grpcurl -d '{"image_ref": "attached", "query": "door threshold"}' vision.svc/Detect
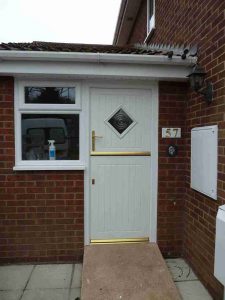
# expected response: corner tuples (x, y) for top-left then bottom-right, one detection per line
(90, 238), (149, 245)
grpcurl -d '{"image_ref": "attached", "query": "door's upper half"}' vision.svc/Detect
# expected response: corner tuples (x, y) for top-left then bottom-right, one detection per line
(91, 88), (152, 153)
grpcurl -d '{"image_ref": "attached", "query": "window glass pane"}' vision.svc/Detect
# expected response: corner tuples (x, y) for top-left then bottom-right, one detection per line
(25, 87), (75, 104)
(49, 128), (65, 144)
(22, 114), (79, 160)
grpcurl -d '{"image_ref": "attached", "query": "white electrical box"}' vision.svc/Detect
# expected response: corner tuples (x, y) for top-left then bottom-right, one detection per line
(214, 205), (225, 286)
(191, 125), (218, 200)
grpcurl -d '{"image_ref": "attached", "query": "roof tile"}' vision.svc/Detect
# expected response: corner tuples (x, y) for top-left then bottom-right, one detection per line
(0, 41), (197, 58)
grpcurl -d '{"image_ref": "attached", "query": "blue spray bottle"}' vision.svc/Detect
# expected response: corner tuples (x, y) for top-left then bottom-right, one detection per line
(48, 140), (56, 160)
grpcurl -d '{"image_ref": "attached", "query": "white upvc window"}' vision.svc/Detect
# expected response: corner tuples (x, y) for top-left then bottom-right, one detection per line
(147, 0), (155, 35)
(14, 79), (85, 171)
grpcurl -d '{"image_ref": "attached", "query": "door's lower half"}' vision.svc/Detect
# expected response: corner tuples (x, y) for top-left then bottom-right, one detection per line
(90, 156), (150, 240)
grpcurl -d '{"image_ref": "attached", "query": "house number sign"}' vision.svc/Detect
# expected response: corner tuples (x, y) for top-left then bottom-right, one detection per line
(162, 128), (181, 138)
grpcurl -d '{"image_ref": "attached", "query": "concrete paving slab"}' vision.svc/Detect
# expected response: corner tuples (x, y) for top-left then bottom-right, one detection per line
(175, 281), (213, 300)
(21, 288), (69, 300)
(71, 264), (82, 288)
(165, 258), (198, 282)
(26, 264), (72, 289)
(0, 265), (33, 290)
(68, 288), (81, 299)
(0, 290), (23, 300)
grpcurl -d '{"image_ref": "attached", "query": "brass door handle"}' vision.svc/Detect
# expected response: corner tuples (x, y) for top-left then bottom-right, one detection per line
(92, 130), (103, 151)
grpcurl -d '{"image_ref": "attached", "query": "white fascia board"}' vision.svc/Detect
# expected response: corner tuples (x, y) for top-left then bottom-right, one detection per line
(0, 50), (197, 80)
(0, 50), (197, 66)
(0, 60), (193, 80)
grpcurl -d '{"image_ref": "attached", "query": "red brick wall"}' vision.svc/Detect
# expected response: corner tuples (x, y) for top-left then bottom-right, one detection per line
(0, 77), (84, 263)
(157, 82), (187, 257)
(158, 82), (188, 258)
(151, 1), (225, 299)
(184, 96), (225, 299)
(124, 0), (225, 298)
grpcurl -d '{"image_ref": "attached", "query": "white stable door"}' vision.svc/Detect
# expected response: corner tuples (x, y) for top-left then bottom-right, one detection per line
(90, 88), (152, 241)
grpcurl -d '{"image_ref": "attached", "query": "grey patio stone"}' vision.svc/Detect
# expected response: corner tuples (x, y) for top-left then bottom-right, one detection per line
(175, 281), (213, 300)
(21, 288), (69, 300)
(165, 258), (198, 282)
(26, 264), (73, 289)
(0, 290), (23, 300)
(0, 265), (33, 290)
(71, 264), (83, 288)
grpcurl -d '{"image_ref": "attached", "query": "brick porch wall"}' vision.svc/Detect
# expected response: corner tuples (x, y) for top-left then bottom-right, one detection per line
(158, 81), (187, 257)
(0, 77), (84, 263)
(149, 1), (225, 298)
(124, 0), (225, 298)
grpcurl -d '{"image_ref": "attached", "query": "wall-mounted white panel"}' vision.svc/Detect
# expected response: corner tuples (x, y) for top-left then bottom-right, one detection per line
(214, 205), (225, 286)
(191, 125), (218, 200)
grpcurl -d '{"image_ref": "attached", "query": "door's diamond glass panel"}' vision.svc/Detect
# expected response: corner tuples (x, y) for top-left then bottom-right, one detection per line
(108, 108), (134, 134)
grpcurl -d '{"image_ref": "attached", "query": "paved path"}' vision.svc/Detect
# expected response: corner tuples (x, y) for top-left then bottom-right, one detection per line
(166, 258), (213, 300)
(0, 259), (213, 300)
(82, 243), (181, 300)
(0, 263), (82, 300)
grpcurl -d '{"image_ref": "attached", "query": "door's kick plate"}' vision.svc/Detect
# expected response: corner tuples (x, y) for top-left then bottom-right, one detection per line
(90, 238), (149, 244)
(90, 151), (151, 156)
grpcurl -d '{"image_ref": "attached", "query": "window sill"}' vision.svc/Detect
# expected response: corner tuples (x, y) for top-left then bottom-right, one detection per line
(144, 27), (155, 44)
(13, 164), (85, 171)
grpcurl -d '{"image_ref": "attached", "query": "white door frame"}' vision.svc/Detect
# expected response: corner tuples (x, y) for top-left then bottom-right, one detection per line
(83, 79), (159, 245)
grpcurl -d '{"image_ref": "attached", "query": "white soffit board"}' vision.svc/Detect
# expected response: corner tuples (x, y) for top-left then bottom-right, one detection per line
(113, 0), (142, 45)
(191, 125), (218, 200)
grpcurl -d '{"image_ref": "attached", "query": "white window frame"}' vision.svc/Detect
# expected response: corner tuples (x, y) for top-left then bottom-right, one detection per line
(147, 0), (155, 36)
(14, 79), (85, 171)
